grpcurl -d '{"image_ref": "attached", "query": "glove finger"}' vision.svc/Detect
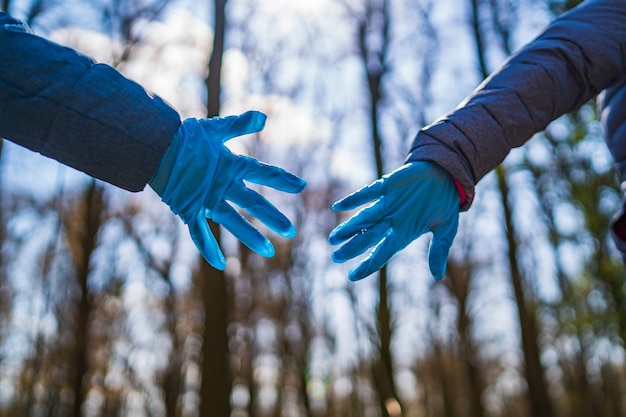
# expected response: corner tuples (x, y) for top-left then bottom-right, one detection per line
(188, 213), (226, 270)
(198, 111), (267, 143)
(240, 157), (307, 193)
(213, 202), (275, 258)
(347, 232), (398, 281)
(227, 183), (297, 238)
(331, 221), (390, 263)
(328, 200), (385, 245)
(331, 179), (385, 212)
(428, 215), (459, 280)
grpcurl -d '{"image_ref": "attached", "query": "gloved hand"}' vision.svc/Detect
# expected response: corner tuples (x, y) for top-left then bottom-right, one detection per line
(149, 111), (306, 270)
(329, 161), (459, 281)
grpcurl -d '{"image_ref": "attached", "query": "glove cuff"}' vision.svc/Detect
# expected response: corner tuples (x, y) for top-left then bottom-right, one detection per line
(149, 130), (181, 196)
(149, 119), (221, 222)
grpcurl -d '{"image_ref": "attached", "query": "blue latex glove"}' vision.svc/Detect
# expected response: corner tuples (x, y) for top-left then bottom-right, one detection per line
(329, 161), (459, 281)
(149, 111), (306, 270)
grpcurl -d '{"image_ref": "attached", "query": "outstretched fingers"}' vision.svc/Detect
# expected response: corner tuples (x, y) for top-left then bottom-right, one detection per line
(227, 183), (296, 238)
(198, 111), (267, 142)
(188, 213), (226, 270)
(331, 221), (390, 263)
(347, 233), (398, 281)
(328, 200), (385, 245)
(212, 202), (276, 258)
(241, 157), (307, 194)
(331, 179), (385, 212)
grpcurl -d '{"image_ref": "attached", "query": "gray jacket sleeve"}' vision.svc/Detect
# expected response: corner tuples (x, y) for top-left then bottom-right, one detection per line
(0, 12), (181, 192)
(406, 0), (626, 210)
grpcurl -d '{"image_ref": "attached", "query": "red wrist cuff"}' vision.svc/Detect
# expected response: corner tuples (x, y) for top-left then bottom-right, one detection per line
(452, 177), (467, 206)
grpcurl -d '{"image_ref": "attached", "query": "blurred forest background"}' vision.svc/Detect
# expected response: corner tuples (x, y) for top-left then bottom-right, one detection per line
(1, 0), (625, 416)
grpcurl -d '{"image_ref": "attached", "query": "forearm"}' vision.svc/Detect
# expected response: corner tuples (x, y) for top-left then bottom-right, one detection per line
(407, 0), (626, 209)
(0, 12), (181, 191)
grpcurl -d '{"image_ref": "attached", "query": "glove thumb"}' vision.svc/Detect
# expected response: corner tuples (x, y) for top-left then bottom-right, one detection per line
(428, 219), (458, 280)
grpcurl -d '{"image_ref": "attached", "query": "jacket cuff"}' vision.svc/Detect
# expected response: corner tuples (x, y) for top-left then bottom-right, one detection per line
(452, 176), (468, 207)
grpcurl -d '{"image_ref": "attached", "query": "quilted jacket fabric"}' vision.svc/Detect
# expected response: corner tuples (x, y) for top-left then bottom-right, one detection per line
(0, 12), (181, 191)
(407, 0), (626, 213)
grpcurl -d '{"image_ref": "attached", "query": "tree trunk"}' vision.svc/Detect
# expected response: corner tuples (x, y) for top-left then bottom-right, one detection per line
(446, 261), (486, 417)
(355, 1), (401, 415)
(467, 0), (554, 414)
(496, 166), (553, 417)
(198, 0), (232, 415)
(71, 181), (104, 417)
(206, 0), (226, 119)
(199, 251), (231, 416)
(162, 273), (183, 417)
(434, 340), (455, 417)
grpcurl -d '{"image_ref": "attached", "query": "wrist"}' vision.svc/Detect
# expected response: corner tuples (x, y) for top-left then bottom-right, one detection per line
(149, 129), (181, 197)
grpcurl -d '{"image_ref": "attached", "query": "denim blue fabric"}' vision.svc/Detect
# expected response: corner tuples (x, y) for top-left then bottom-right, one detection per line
(329, 162), (459, 281)
(0, 12), (180, 191)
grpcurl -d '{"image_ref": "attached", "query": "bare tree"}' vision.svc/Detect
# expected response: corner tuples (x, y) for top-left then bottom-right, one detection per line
(65, 181), (104, 417)
(352, 1), (401, 414)
(444, 256), (487, 417)
(467, 0), (554, 415)
(196, 1), (232, 415)
(119, 202), (185, 417)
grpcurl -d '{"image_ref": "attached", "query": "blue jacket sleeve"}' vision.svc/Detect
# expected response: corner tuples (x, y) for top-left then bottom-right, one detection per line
(0, 12), (181, 191)
(599, 78), (626, 184)
(406, 0), (626, 210)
